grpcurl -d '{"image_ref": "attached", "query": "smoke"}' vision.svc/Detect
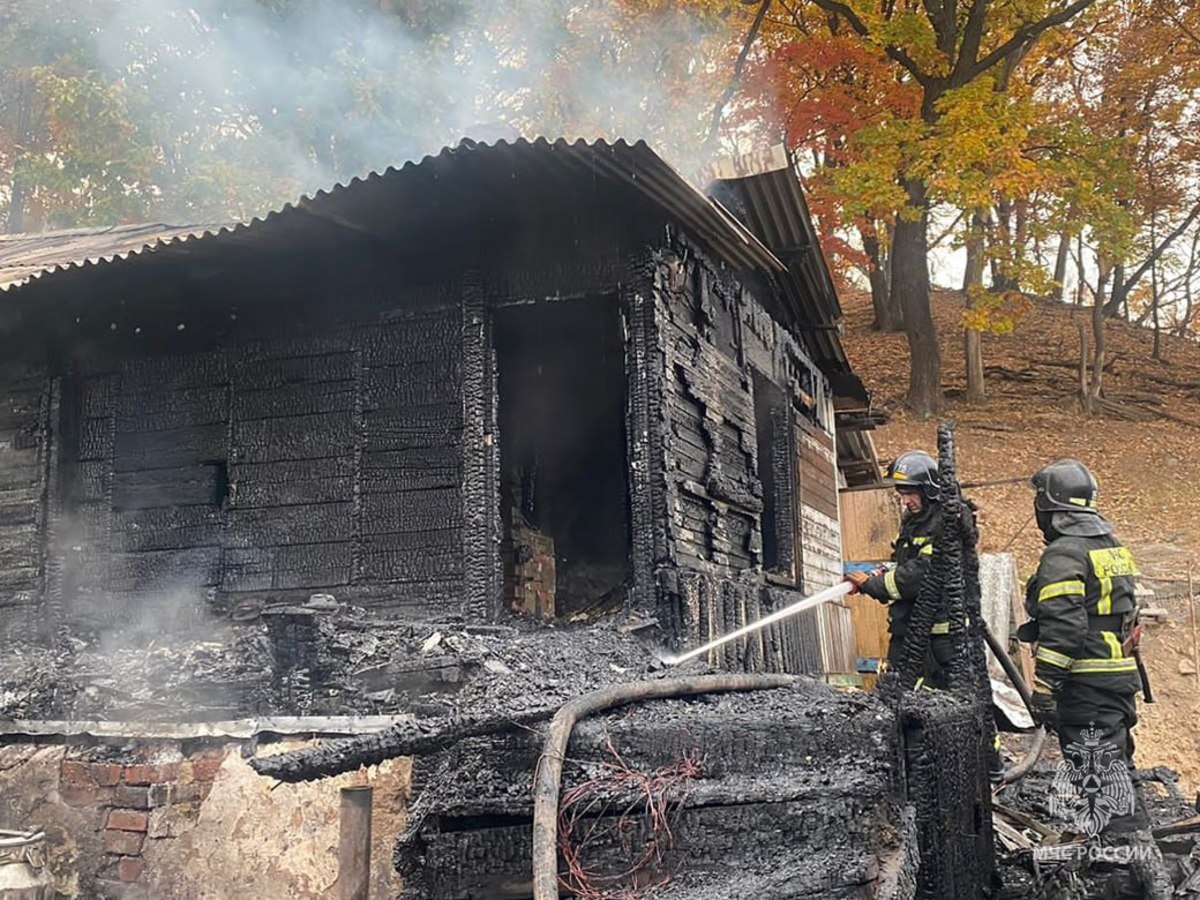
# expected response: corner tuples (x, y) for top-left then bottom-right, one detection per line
(62, 0), (754, 221)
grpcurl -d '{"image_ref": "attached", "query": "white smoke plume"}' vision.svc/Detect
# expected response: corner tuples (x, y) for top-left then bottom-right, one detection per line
(45, 0), (762, 221)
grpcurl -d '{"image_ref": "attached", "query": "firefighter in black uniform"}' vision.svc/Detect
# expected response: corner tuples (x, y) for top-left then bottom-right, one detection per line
(845, 450), (953, 687)
(1020, 459), (1148, 833)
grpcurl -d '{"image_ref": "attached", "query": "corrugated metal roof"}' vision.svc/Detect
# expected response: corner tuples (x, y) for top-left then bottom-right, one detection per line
(0, 138), (783, 294)
(0, 223), (225, 291)
(705, 147), (868, 409)
(0, 137), (878, 481)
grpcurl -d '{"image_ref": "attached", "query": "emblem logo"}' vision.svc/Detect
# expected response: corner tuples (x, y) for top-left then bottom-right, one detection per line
(1048, 723), (1135, 838)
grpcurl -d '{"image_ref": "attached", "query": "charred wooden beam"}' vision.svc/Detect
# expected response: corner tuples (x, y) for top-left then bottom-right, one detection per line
(248, 707), (559, 783)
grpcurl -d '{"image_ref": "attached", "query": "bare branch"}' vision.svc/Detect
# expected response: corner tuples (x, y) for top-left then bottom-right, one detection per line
(706, 0), (773, 150)
(1119, 200), (1200, 297)
(966, 0), (1100, 81)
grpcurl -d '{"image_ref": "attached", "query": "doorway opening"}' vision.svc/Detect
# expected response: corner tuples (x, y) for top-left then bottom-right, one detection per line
(494, 296), (631, 620)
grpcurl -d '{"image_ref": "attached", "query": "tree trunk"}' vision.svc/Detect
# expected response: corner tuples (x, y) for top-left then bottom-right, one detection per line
(862, 224), (902, 332)
(1078, 320), (1090, 416)
(6, 77), (34, 234)
(961, 210), (987, 293)
(1103, 263), (1127, 318)
(990, 198), (1020, 292)
(1052, 230), (1070, 301)
(962, 209), (987, 404)
(1074, 233), (1087, 305)
(1087, 261), (1111, 414)
(964, 329), (985, 405)
(1177, 230), (1200, 337)
(1151, 222), (1162, 361)
(892, 178), (941, 417)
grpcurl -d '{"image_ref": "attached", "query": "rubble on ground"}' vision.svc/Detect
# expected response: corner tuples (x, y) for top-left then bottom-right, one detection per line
(992, 735), (1200, 898)
(0, 601), (665, 723)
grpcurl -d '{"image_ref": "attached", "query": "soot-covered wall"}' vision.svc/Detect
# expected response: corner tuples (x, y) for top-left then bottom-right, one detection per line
(0, 258), (475, 640)
(0, 208), (849, 682)
(632, 237), (851, 676)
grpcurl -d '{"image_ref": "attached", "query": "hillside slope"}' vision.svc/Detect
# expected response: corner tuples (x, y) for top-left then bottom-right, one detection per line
(842, 288), (1200, 791)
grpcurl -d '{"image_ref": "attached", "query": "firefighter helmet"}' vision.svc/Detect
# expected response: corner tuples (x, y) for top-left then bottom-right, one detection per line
(1031, 459), (1099, 514)
(885, 450), (940, 501)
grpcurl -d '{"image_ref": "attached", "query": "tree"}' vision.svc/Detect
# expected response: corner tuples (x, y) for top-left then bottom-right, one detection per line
(739, 11), (919, 331)
(777, 0), (1104, 416)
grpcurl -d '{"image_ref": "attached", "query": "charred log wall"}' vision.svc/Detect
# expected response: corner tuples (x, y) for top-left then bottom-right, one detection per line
(0, 255), (476, 640)
(0, 361), (52, 641)
(644, 238), (845, 675)
(901, 693), (995, 899)
(399, 682), (909, 900)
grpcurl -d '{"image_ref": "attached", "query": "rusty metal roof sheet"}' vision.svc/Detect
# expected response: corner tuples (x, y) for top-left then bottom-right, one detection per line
(0, 138), (782, 294)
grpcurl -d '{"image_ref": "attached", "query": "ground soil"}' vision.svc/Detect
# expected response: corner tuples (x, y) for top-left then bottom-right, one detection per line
(842, 287), (1200, 795)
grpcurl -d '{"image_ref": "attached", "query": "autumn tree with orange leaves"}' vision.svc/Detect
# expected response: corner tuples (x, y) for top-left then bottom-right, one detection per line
(732, 0), (1106, 416)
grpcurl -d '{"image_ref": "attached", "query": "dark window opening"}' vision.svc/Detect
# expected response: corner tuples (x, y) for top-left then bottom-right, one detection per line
(495, 296), (632, 621)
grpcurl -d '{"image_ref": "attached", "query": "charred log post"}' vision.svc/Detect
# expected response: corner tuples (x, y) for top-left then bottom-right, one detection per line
(951, 443), (994, 719)
(338, 786), (372, 900)
(392, 753), (454, 877)
(530, 673), (795, 900)
(249, 707), (558, 783)
(935, 424), (972, 693)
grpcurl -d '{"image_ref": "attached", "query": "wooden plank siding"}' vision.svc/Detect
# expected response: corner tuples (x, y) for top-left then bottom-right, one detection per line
(651, 237), (854, 677)
(39, 307), (468, 630)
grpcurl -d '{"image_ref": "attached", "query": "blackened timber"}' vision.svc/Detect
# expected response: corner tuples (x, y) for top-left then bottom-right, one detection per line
(113, 423), (226, 472)
(107, 547), (222, 591)
(112, 506), (222, 552)
(248, 707), (559, 783)
(234, 352), (357, 387)
(234, 381), (357, 420)
(227, 503), (353, 547)
(361, 488), (460, 535)
(234, 414), (357, 463)
(623, 269), (662, 615)
(222, 542), (353, 591)
(359, 530), (462, 582)
(112, 466), (222, 511)
(231, 474), (353, 509)
(460, 274), (497, 622)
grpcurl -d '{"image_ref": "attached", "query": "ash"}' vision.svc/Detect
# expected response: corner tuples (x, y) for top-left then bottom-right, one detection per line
(0, 602), (666, 723)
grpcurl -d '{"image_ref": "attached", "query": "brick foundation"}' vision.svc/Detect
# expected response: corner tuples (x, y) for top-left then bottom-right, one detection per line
(58, 746), (225, 889)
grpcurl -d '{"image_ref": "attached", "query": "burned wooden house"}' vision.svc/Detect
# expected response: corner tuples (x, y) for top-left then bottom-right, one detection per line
(0, 139), (878, 701)
(0, 141), (1011, 900)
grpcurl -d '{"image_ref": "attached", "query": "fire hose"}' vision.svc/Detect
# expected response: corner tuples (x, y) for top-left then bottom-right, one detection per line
(530, 673), (796, 900)
(980, 620), (1048, 783)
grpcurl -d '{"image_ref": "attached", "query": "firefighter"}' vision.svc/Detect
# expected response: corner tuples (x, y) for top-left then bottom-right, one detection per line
(844, 450), (953, 687)
(1019, 458), (1150, 834)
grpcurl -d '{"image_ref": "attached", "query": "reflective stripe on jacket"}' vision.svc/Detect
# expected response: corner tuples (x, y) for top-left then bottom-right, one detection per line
(1027, 533), (1141, 694)
(861, 503), (947, 637)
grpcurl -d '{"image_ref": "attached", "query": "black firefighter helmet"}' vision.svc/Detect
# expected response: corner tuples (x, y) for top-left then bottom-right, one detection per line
(885, 450), (940, 501)
(1031, 459), (1099, 514)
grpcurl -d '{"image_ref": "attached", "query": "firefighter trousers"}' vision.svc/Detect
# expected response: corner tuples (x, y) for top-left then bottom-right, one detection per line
(1056, 682), (1148, 834)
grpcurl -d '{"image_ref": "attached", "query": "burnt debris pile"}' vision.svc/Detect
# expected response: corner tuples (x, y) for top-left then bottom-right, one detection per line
(994, 761), (1200, 899)
(400, 683), (911, 900)
(248, 624), (918, 899)
(0, 605), (662, 722)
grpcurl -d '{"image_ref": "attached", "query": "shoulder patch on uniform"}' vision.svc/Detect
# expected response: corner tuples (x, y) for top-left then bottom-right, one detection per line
(1088, 546), (1139, 578)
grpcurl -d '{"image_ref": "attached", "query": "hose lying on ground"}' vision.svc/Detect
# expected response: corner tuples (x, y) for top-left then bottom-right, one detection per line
(530, 673), (796, 900)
